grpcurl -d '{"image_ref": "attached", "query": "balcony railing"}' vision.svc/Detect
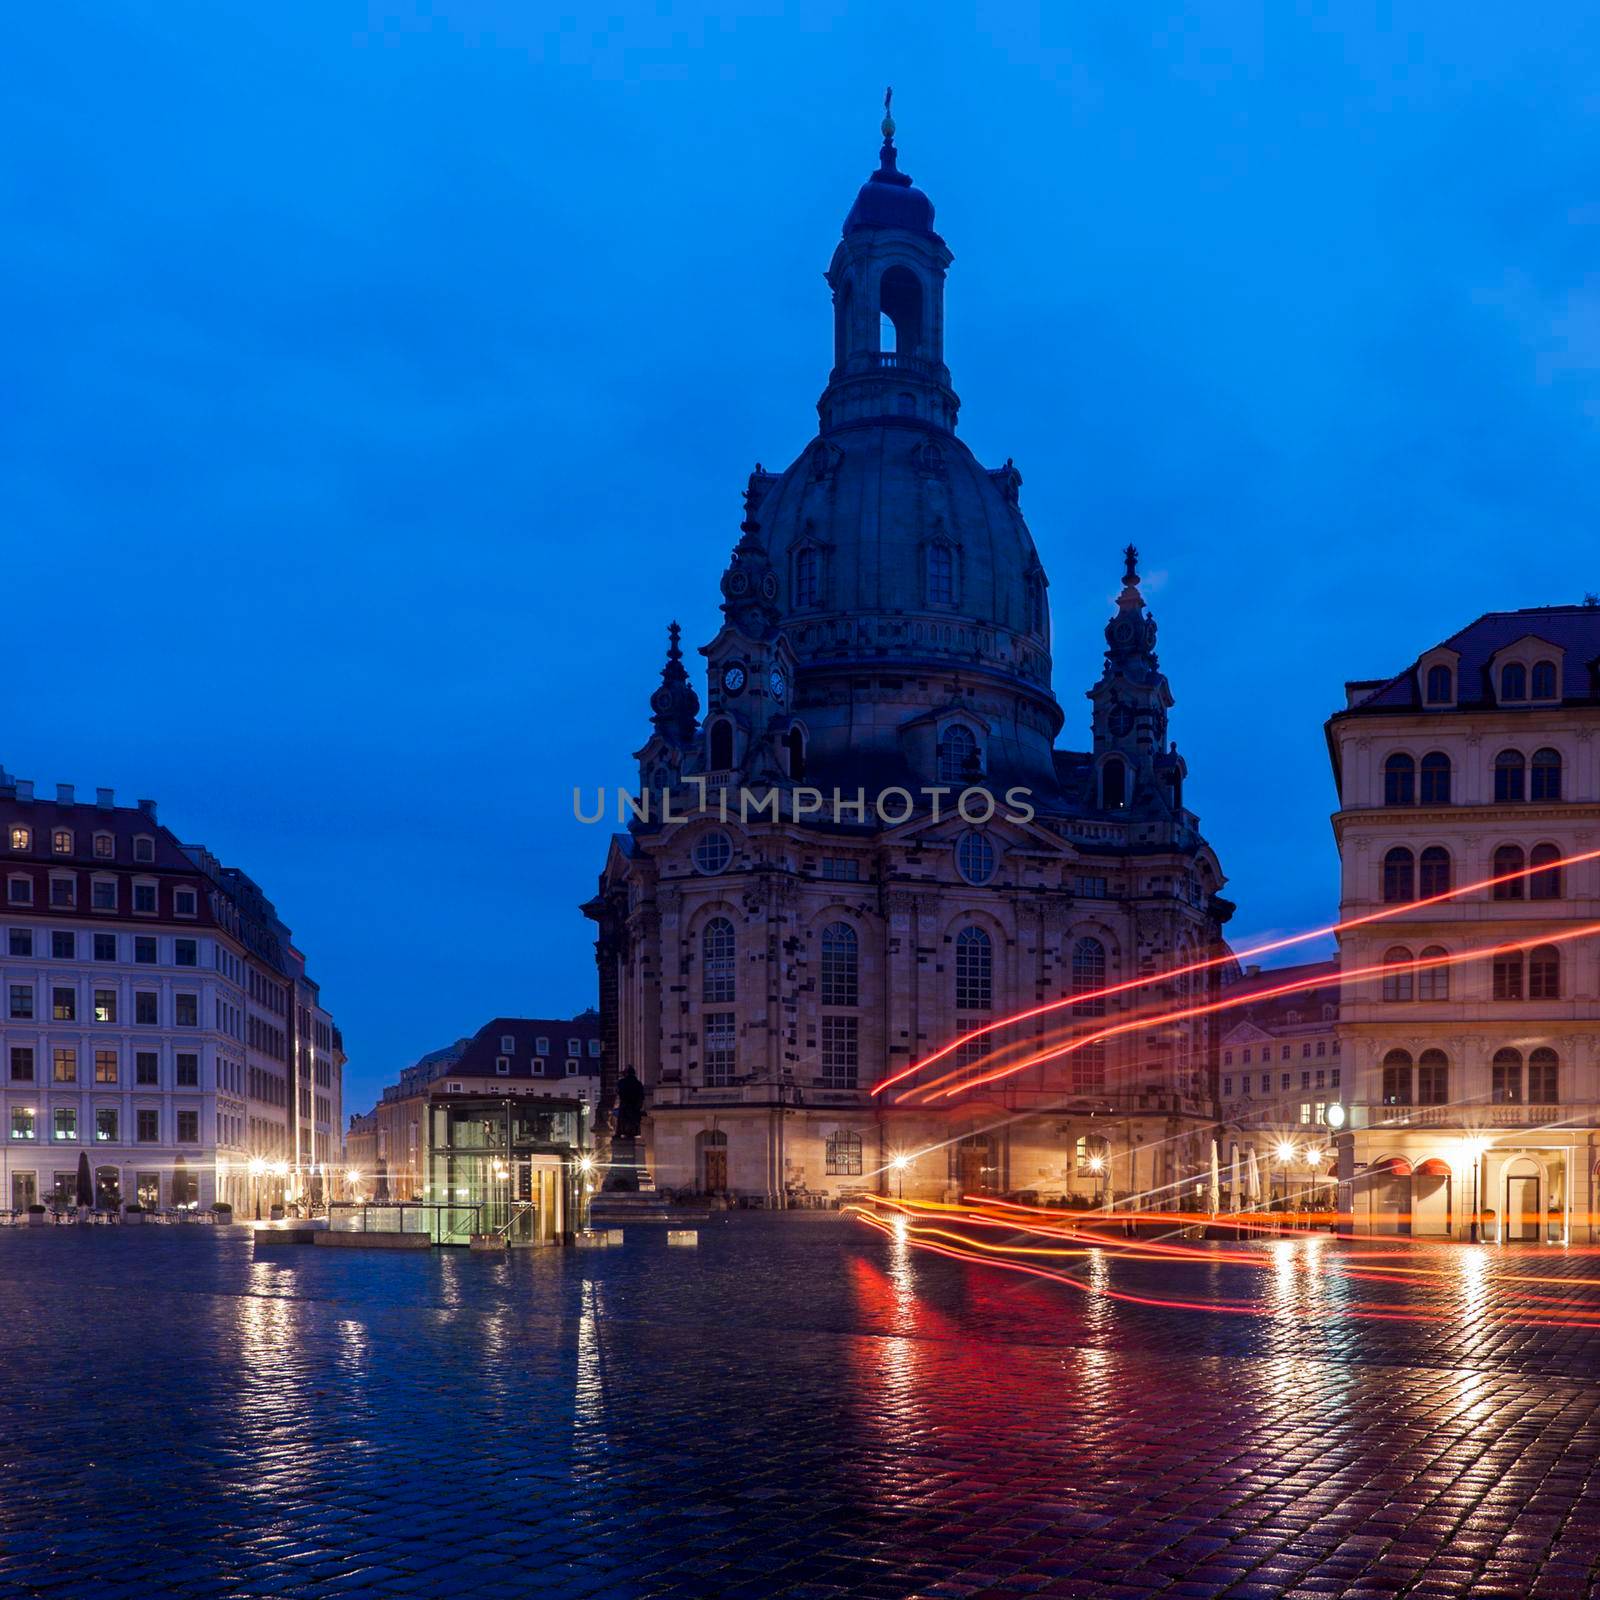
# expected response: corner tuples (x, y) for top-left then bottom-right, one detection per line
(1349, 1102), (1598, 1131)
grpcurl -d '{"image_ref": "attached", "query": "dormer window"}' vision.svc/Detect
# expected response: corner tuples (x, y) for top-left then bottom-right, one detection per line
(52, 830), (73, 855)
(133, 836), (155, 864)
(93, 833), (113, 859)
(1424, 664), (1453, 705)
(173, 888), (197, 918)
(1532, 660), (1557, 699)
(500, 1034), (515, 1053)
(9, 826), (30, 852)
(793, 547), (819, 608)
(936, 724), (981, 784)
(927, 542), (955, 606)
(1500, 662), (1527, 702)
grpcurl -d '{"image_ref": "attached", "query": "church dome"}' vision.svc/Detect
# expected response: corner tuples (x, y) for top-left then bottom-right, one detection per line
(748, 419), (1055, 708)
(843, 166), (936, 236)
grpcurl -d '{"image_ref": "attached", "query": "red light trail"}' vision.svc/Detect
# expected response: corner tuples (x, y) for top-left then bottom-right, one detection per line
(872, 843), (1600, 1098)
(906, 920), (1600, 1102)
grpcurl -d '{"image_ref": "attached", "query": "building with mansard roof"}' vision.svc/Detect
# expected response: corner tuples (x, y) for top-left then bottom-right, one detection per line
(1327, 603), (1600, 1240)
(584, 112), (1233, 1206)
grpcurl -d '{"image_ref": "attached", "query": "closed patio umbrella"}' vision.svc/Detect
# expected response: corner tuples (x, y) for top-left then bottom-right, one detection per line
(1209, 1141), (1220, 1215)
(1246, 1146), (1262, 1204)
(75, 1151), (94, 1210)
(1230, 1149), (1241, 1212)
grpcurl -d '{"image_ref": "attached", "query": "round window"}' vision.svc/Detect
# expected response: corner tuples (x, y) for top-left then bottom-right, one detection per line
(693, 831), (734, 875)
(956, 830), (997, 885)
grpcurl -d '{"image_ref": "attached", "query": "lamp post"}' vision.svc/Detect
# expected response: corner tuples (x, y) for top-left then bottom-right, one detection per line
(1274, 1139), (1296, 1217)
(1462, 1136), (1488, 1243)
(247, 1157), (266, 1222)
(1087, 1153), (1107, 1209)
(889, 1153), (909, 1200)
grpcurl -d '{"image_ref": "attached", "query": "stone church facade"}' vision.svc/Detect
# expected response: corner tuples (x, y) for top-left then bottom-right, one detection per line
(585, 114), (1233, 1206)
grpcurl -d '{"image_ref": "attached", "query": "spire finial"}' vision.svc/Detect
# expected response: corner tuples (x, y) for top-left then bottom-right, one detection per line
(877, 85), (899, 173)
(882, 86), (895, 140)
(1122, 543), (1139, 587)
(667, 620), (682, 661)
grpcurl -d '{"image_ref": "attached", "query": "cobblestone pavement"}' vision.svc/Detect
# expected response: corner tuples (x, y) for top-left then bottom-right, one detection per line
(4, 1218), (1600, 1599)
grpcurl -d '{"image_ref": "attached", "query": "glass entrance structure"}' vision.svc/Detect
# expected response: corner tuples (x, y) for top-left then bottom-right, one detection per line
(424, 1094), (588, 1246)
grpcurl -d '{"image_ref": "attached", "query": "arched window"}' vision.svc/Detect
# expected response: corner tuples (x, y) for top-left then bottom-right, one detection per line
(879, 265), (924, 356)
(1532, 660), (1557, 699)
(1383, 753), (1415, 806)
(1417, 1049), (1449, 1105)
(694, 831), (733, 874)
(954, 926), (992, 1012)
(1529, 842), (1563, 900)
(1071, 938), (1107, 1017)
(1417, 946), (1450, 1002)
(708, 718), (735, 771)
(1419, 752), (1451, 805)
(819, 921), (859, 1008)
(783, 725), (806, 781)
(1528, 944), (1560, 1000)
(1530, 747), (1562, 801)
(1492, 1047), (1522, 1103)
(1424, 664), (1453, 704)
(927, 543), (955, 606)
(879, 310), (897, 354)
(1419, 846), (1451, 898)
(1072, 1039), (1107, 1094)
(1491, 844), (1525, 900)
(937, 724), (980, 784)
(1381, 1049), (1413, 1106)
(793, 547), (819, 608)
(1382, 847), (1414, 904)
(824, 1131), (863, 1175)
(1491, 950), (1523, 1001)
(1528, 1047), (1559, 1103)
(1102, 758), (1128, 810)
(702, 917), (736, 1003)
(1494, 749), (1525, 803)
(1500, 662), (1527, 701)
(1380, 947), (1414, 1003)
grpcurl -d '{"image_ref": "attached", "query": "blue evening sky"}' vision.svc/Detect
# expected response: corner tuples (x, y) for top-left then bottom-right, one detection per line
(6, 4), (1598, 1110)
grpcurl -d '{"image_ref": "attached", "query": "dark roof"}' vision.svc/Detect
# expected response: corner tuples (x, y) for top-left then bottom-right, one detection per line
(843, 141), (937, 237)
(454, 1015), (601, 1076)
(1342, 605), (1600, 713)
(1224, 960), (1340, 1028)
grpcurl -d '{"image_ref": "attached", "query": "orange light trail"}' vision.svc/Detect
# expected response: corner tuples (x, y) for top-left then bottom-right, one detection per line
(849, 1198), (1600, 1330)
(872, 844), (1600, 1097)
(909, 920), (1600, 1102)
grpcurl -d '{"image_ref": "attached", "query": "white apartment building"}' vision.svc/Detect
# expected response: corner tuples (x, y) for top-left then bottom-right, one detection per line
(1327, 604), (1600, 1240)
(0, 768), (343, 1215)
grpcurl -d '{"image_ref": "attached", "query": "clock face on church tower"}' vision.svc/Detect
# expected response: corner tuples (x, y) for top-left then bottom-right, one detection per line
(721, 663), (746, 694)
(1109, 705), (1134, 737)
(768, 666), (787, 702)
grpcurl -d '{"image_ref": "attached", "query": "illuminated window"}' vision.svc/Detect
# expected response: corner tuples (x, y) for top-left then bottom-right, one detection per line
(53, 1048), (77, 1084)
(94, 990), (116, 1024)
(11, 1108), (35, 1141)
(52, 830), (72, 855)
(54, 1107), (77, 1142)
(52, 987), (75, 1022)
(9, 826), (30, 851)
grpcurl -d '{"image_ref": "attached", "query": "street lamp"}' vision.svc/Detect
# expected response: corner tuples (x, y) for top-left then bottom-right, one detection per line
(1460, 1136), (1489, 1243)
(890, 1153), (910, 1200)
(1087, 1152), (1107, 1207)
(247, 1157), (266, 1222)
(1273, 1140), (1296, 1214)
